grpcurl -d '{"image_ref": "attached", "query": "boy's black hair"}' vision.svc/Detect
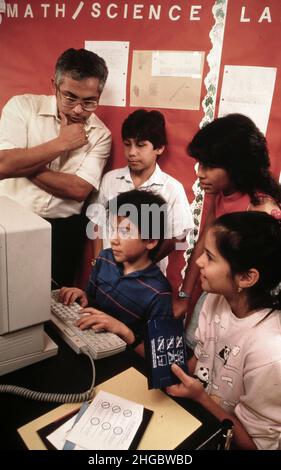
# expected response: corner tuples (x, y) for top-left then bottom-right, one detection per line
(55, 48), (108, 93)
(121, 109), (167, 150)
(108, 189), (168, 260)
(212, 211), (281, 311)
(187, 114), (281, 204)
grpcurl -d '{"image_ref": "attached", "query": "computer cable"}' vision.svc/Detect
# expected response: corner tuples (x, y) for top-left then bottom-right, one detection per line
(0, 347), (95, 403)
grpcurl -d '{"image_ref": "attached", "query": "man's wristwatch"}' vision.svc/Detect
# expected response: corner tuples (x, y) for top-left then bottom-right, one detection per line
(178, 290), (191, 299)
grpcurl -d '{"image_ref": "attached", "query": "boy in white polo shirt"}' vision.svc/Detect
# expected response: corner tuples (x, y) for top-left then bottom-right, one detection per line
(90, 109), (193, 276)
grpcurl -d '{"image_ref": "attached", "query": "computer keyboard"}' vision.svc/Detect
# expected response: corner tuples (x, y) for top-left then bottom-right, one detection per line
(50, 290), (126, 360)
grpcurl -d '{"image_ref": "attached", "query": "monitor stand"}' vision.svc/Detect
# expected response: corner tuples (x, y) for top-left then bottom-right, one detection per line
(0, 331), (58, 376)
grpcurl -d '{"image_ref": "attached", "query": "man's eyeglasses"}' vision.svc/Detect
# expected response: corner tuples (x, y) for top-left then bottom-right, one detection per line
(57, 88), (99, 112)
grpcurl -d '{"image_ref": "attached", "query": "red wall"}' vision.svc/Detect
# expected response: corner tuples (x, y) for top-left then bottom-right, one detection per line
(1, 1), (280, 289)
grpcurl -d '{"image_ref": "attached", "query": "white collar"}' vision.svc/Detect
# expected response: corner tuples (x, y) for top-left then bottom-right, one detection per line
(116, 163), (164, 187)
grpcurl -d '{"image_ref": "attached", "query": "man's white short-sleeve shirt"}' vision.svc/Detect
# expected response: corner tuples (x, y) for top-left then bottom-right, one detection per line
(0, 94), (111, 218)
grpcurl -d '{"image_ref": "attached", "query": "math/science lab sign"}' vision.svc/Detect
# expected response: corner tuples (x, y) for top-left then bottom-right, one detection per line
(1, 2), (276, 23)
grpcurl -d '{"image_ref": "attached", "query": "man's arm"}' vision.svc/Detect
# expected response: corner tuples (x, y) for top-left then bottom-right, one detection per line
(88, 176), (110, 259)
(0, 113), (88, 179)
(172, 230), (205, 318)
(29, 169), (93, 202)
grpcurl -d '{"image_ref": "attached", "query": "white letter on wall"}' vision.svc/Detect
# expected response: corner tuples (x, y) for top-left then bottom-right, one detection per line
(24, 4), (34, 18)
(190, 5), (201, 21)
(149, 5), (161, 20)
(240, 6), (250, 22)
(41, 4), (50, 18)
(91, 3), (101, 18)
(56, 4), (66, 18)
(107, 3), (118, 19)
(169, 5), (181, 21)
(259, 7), (271, 23)
(133, 4), (144, 20)
(6, 4), (18, 17)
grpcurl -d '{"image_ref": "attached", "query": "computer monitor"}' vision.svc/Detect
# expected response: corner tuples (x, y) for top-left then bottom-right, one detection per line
(0, 196), (57, 375)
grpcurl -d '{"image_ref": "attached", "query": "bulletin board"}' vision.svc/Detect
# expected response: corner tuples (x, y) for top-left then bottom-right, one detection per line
(1, 0), (280, 290)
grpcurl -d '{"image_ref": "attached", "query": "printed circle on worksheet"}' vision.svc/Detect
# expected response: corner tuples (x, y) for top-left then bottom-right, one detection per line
(101, 401), (110, 409)
(102, 422), (111, 430)
(113, 426), (123, 435)
(123, 409), (132, 417)
(90, 417), (100, 426)
(112, 405), (121, 413)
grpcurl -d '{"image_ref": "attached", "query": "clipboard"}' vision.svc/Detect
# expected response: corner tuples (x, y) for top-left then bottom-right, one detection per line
(37, 402), (153, 450)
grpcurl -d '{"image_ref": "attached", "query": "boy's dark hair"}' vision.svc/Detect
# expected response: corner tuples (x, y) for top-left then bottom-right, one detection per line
(187, 114), (281, 204)
(108, 189), (168, 260)
(55, 48), (108, 93)
(212, 211), (281, 311)
(121, 109), (167, 149)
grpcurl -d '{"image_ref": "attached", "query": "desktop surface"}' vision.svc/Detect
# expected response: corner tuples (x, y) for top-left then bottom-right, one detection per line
(0, 323), (221, 450)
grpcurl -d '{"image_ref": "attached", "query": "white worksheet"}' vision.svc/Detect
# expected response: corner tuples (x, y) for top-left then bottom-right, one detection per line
(67, 390), (143, 450)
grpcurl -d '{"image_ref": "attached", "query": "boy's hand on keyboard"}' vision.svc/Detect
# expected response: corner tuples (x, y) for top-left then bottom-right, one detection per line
(59, 287), (88, 307)
(76, 307), (133, 343)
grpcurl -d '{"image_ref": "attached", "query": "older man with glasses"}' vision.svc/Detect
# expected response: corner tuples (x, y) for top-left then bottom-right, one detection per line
(0, 48), (112, 286)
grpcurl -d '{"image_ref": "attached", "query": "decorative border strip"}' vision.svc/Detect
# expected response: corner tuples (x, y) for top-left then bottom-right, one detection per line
(183, 0), (228, 273)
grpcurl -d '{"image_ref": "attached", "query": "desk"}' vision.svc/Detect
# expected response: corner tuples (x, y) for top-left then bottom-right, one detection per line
(0, 324), (221, 450)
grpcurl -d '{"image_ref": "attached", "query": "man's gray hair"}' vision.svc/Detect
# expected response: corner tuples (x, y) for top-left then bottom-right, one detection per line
(54, 48), (108, 94)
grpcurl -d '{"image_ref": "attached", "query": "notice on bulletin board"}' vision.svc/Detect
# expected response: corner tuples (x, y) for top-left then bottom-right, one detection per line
(218, 65), (277, 134)
(130, 50), (205, 110)
(85, 40), (129, 107)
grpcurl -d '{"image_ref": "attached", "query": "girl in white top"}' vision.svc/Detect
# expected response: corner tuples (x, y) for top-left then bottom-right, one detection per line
(167, 211), (281, 450)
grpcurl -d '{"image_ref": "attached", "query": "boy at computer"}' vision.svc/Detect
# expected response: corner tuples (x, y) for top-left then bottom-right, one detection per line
(59, 189), (174, 356)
